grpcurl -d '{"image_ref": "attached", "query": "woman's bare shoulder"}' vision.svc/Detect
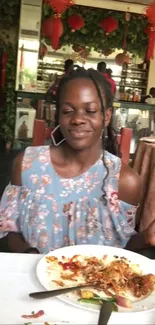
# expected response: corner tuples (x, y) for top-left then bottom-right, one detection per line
(118, 162), (141, 206)
(11, 151), (25, 186)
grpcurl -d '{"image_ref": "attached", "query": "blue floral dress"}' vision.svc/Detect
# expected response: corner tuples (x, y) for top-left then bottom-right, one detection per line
(0, 146), (137, 253)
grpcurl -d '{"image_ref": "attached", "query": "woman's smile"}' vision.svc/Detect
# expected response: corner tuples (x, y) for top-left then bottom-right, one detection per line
(69, 129), (92, 138)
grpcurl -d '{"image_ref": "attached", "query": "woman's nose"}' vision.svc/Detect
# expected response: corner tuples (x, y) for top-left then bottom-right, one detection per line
(70, 111), (86, 125)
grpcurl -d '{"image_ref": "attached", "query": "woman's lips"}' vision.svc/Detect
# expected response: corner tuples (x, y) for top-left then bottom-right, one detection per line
(69, 130), (91, 138)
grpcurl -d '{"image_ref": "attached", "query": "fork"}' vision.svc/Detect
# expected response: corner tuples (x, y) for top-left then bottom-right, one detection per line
(29, 283), (95, 299)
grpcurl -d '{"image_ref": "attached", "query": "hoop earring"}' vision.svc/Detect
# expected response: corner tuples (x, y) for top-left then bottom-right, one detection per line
(51, 125), (65, 147)
(100, 128), (104, 139)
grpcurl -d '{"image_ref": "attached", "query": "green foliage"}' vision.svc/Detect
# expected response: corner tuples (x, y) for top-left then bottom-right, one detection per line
(0, 40), (17, 141)
(0, 0), (20, 27)
(42, 4), (148, 58)
(0, 0), (20, 142)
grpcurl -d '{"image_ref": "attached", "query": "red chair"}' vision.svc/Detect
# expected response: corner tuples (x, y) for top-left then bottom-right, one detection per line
(32, 120), (132, 164)
(117, 128), (132, 165)
(32, 119), (53, 146)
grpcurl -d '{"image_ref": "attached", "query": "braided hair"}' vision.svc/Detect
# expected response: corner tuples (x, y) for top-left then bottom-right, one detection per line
(54, 67), (119, 202)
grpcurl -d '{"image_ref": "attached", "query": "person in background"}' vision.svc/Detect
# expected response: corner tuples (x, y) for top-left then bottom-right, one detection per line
(97, 61), (107, 75)
(97, 62), (116, 95)
(106, 68), (116, 96)
(143, 87), (155, 104)
(46, 59), (74, 102)
(64, 59), (74, 74)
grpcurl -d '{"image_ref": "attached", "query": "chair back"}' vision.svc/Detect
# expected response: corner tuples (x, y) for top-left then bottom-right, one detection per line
(32, 119), (53, 146)
(32, 120), (132, 164)
(118, 127), (132, 165)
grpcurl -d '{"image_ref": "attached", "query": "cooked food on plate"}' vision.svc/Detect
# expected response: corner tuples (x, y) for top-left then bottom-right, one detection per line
(46, 254), (155, 308)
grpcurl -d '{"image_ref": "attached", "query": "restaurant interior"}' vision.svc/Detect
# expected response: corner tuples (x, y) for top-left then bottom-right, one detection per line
(1, 0), (155, 323)
(0, 0), (155, 216)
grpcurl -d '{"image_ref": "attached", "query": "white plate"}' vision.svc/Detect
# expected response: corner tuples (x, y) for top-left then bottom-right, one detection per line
(36, 245), (155, 314)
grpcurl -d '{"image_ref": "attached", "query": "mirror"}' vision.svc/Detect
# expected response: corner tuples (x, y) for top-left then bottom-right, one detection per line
(16, 0), (42, 92)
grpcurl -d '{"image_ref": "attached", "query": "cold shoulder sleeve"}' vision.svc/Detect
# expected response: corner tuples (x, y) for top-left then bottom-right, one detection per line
(0, 184), (23, 237)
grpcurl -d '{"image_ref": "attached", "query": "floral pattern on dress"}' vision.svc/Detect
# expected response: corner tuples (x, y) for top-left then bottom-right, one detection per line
(0, 145), (138, 253)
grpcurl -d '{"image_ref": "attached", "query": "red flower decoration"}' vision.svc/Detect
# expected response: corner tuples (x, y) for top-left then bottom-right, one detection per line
(100, 16), (118, 35)
(43, 0), (74, 14)
(145, 0), (155, 25)
(115, 52), (130, 66)
(68, 14), (84, 31)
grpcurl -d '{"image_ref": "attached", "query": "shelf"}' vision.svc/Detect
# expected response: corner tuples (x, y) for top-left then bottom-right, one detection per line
(114, 101), (155, 110)
(119, 84), (147, 89)
(120, 76), (147, 81)
(122, 67), (148, 72)
(38, 67), (63, 72)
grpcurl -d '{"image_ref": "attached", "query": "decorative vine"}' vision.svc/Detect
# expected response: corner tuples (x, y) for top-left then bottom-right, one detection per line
(0, 40), (17, 142)
(0, 0), (20, 144)
(42, 4), (148, 58)
(0, 0), (20, 27)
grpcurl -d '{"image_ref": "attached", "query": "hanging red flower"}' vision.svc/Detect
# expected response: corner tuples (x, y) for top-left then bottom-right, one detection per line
(51, 15), (64, 50)
(68, 14), (84, 31)
(145, 1), (155, 60)
(145, 0), (155, 25)
(43, 0), (74, 13)
(43, 0), (74, 50)
(42, 17), (55, 38)
(42, 15), (63, 50)
(39, 44), (48, 60)
(100, 16), (118, 35)
(145, 24), (155, 60)
(115, 52), (130, 66)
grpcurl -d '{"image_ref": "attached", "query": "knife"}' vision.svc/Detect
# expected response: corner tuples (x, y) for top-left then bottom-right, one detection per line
(29, 284), (93, 299)
(98, 301), (113, 325)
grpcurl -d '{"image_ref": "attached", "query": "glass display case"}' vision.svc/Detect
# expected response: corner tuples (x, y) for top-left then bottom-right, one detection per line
(36, 46), (123, 94)
(118, 62), (149, 102)
(113, 102), (155, 154)
(16, 0), (42, 92)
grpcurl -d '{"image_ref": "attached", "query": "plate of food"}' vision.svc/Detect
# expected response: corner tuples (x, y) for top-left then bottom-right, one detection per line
(36, 245), (155, 314)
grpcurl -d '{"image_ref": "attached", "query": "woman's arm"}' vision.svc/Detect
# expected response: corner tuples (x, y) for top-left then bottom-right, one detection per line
(11, 151), (24, 186)
(118, 163), (148, 252)
(125, 231), (149, 252)
(118, 162), (141, 206)
(118, 163), (155, 252)
(0, 152), (39, 253)
(0, 232), (39, 253)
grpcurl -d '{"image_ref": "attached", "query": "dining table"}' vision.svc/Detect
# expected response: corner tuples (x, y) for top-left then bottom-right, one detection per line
(1, 252), (155, 325)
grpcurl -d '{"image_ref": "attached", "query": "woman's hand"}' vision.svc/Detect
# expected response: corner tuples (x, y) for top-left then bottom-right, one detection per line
(24, 247), (40, 254)
(126, 219), (155, 252)
(144, 220), (155, 246)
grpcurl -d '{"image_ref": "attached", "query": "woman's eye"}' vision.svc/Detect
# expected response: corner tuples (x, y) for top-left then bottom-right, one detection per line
(87, 110), (97, 114)
(63, 110), (73, 114)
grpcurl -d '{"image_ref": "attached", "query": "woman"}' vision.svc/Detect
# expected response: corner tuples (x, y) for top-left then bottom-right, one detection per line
(0, 68), (155, 254)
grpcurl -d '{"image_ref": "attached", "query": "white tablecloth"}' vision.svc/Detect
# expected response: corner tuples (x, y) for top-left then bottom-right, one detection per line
(0, 253), (155, 325)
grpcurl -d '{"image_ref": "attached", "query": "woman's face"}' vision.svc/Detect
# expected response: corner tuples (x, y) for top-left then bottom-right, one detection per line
(59, 78), (111, 151)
